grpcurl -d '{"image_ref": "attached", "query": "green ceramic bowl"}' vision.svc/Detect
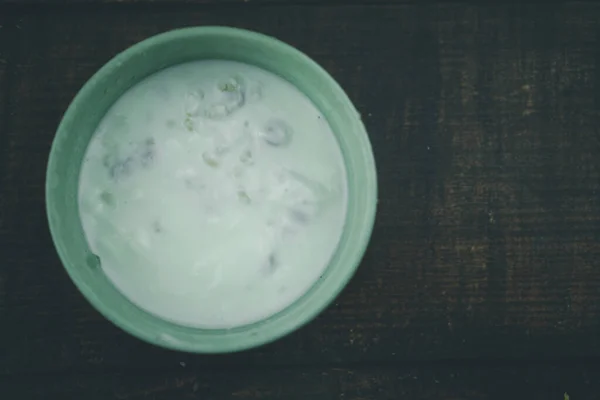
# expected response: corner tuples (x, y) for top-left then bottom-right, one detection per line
(46, 27), (377, 353)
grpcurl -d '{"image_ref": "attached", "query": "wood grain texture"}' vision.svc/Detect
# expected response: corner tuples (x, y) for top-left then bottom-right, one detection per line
(1, 2), (600, 377)
(0, 14), (19, 339)
(1, 364), (599, 400)
(0, 20), (6, 322)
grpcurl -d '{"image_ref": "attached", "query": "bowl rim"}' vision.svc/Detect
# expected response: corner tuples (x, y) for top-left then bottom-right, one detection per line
(46, 26), (378, 353)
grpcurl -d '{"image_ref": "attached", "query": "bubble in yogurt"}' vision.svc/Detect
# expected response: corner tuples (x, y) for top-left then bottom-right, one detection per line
(201, 76), (246, 119)
(184, 89), (205, 117)
(283, 170), (328, 223)
(260, 119), (293, 147)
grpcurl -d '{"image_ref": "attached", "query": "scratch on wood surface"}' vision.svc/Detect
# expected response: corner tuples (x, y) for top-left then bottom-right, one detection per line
(115, 376), (198, 399)
(115, 383), (170, 400)
(232, 387), (273, 398)
(0, 272), (5, 311)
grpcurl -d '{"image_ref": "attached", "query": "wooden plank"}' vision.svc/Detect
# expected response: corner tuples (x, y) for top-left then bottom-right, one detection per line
(0, 18), (7, 321)
(0, 0), (541, 7)
(1, 364), (599, 400)
(0, 13), (19, 332)
(0, 0), (441, 5)
(4, 0), (362, 4)
(2, 3), (600, 374)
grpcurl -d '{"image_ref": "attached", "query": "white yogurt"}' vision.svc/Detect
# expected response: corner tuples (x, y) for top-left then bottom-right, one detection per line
(78, 60), (347, 328)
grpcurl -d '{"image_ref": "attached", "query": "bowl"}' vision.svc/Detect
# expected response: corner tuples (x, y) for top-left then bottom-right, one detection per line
(46, 26), (377, 353)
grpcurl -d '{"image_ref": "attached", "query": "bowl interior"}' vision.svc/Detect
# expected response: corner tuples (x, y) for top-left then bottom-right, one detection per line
(46, 27), (377, 353)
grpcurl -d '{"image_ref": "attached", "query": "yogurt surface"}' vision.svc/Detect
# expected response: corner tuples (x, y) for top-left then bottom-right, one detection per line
(78, 60), (347, 328)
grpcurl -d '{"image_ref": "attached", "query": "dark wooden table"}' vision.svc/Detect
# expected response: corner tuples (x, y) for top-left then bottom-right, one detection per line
(2, 1), (600, 399)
